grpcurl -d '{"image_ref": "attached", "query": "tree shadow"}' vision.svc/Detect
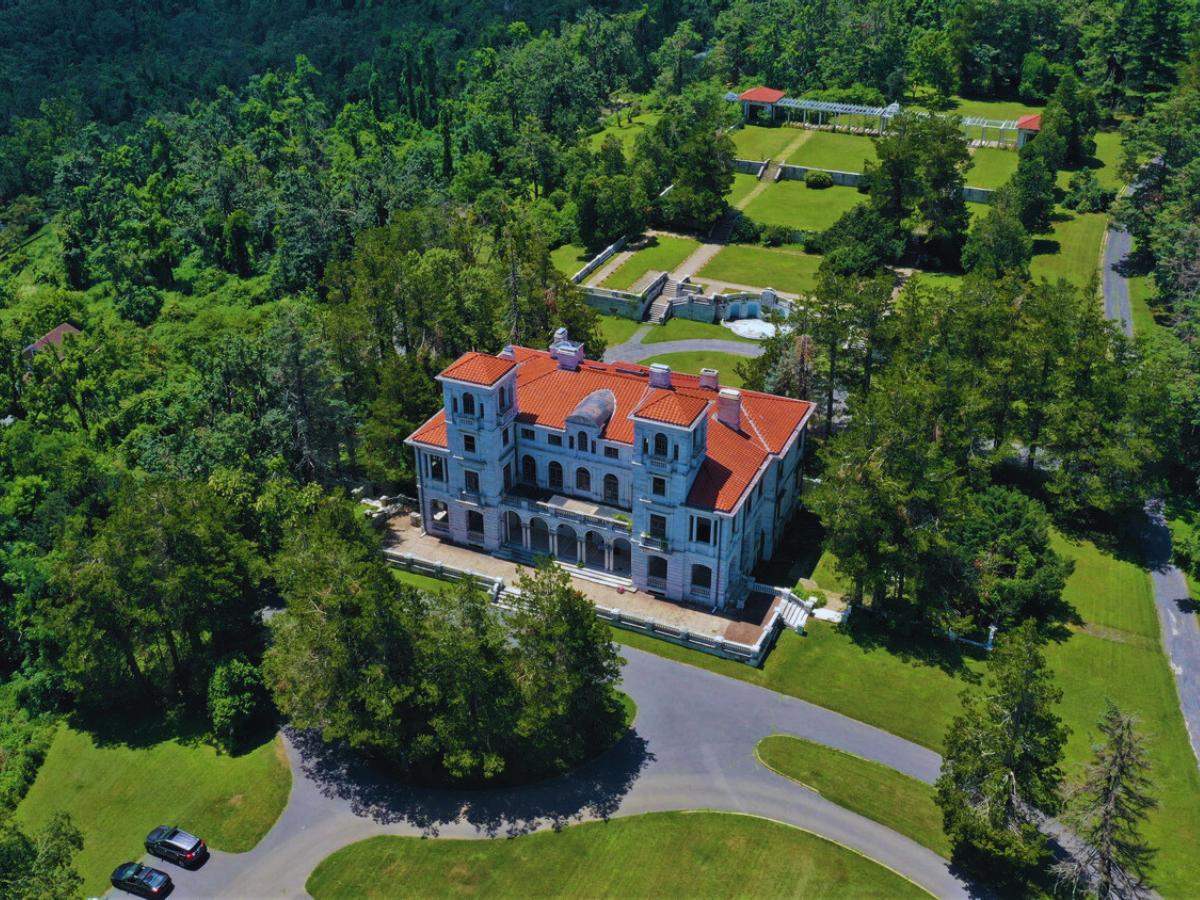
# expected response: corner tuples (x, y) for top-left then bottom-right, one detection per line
(287, 724), (654, 838)
(837, 608), (986, 683)
(1031, 238), (1061, 257)
(74, 706), (210, 751)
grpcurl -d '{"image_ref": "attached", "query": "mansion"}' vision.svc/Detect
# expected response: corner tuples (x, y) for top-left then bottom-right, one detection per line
(405, 330), (813, 610)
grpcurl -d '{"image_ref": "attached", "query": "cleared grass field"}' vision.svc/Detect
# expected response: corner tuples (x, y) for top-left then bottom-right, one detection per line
(697, 244), (822, 295)
(787, 131), (878, 172)
(912, 95), (1042, 122)
(728, 171), (761, 207)
(550, 243), (589, 277)
(757, 735), (951, 858)
(743, 181), (865, 233)
(1127, 274), (1159, 337)
(966, 147), (1018, 188)
(1030, 210), (1106, 286)
(732, 125), (807, 161)
(307, 811), (928, 899)
(16, 723), (291, 896)
(642, 316), (758, 344)
(598, 235), (699, 290)
(587, 110), (660, 154)
(639, 351), (747, 387)
(596, 313), (644, 348)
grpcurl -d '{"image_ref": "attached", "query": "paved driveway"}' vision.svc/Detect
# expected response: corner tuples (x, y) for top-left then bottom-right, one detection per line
(144, 648), (977, 899)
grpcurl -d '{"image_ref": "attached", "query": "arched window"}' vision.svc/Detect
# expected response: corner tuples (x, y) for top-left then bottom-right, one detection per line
(577, 429), (589, 452)
(647, 556), (668, 580)
(521, 454), (537, 484)
(691, 564), (712, 589)
(549, 461), (563, 489)
(575, 467), (591, 492)
(603, 473), (619, 503)
(653, 433), (668, 457)
(462, 393), (476, 416)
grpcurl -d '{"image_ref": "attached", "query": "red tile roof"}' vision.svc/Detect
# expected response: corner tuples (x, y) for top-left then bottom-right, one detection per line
(1016, 113), (1042, 131)
(440, 351), (516, 386)
(738, 87), (786, 104)
(23, 322), (81, 358)
(409, 347), (813, 512)
(409, 409), (448, 448)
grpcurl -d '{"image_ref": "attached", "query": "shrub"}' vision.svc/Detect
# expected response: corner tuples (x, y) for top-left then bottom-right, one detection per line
(761, 224), (795, 247)
(208, 655), (268, 752)
(1062, 169), (1115, 213)
(729, 213), (762, 244)
(804, 170), (834, 189)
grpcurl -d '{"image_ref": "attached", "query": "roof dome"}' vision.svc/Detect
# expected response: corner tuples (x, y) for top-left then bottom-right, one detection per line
(567, 389), (616, 428)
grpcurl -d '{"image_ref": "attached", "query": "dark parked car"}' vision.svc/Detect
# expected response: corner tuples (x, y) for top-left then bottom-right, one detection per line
(110, 862), (173, 897)
(145, 826), (208, 867)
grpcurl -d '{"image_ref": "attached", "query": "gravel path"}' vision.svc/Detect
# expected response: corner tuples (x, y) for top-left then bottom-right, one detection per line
(604, 336), (765, 364)
(149, 648), (975, 900)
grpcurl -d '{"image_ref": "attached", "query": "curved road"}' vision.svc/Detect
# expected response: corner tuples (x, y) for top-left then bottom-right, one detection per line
(156, 648), (977, 899)
(604, 334), (765, 365)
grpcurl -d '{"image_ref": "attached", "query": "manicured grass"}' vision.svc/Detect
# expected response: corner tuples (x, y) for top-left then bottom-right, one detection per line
(787, 131), (878, 172)
(698, 244), (822, 295)
(638, 351), (747, 387)
(743, 181), (866, 233)
(757, 735), (951, 858)
(732, 125), (808, 161)
(811, 549), (853, 593)
(599, 235), (700, 291)
(912, 95), (1042, 122)
(728, 171), (761, 207)
(596, 313), (644, 348)
(1030, 210), (1106, 287)
(16, 723), (291, 896)
(1050, 531), (1160, 640)
(966, 147), (1018, 189)
(1127, 274), (1159, 337)
(550, 243), (590, 277)
(1091, 130), (1125, 189)
(307, 811), (928, 899)
(587, 110), (661, 154)
(391, 567), (459, 593)
(907, 271), (963, 292)
(642, 316), (759, 345)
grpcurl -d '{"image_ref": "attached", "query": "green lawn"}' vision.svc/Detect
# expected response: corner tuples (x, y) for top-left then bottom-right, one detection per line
(911, 95), (1042, 122)
(1030, 210), (1106, 287)
(732, 125), (807, 161)
(1168, 515), (1200, 602)
(906, 271), (963, 293)
(698, 245), (822, 295)
(307, 811), (928, 899)
(1091, 130), (1125, 189)
(392, 567), (459, 593)
(966, 147), (1018, 189)
(728, 171), (761, 208)
(786, 131), (878, 172)
(598, 235), (700, 291)
(587, 110), (661, 154)
(757, 735), (951, 858)
(743, 181), (866, 233)
(643, 316), (758, 345)
(16, 723), (291, 896)
(596, 313), (644, 348)
(1127, 274), (1159, 337)
(551, 243), (590, 278)
(638, 351), (747, 387)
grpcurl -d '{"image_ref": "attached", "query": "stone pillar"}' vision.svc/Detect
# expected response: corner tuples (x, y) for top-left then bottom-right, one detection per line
(604, 543), (613, 572)
(549, 531), (558, 556)
(577, 537), (585, 564)
(521, 523), (530, 549)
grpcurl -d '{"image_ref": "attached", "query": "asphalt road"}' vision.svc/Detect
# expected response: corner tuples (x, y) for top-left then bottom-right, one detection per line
(1102, 225), (1135, 337)
(135, 647), (978, 900)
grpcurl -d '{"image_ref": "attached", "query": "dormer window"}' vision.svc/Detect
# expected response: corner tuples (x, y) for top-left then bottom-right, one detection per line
(462, 393), (476, 416)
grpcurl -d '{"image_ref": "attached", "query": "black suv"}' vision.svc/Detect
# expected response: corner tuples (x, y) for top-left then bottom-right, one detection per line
(144, 826), (208, 867)
(111, 862), (173, 897)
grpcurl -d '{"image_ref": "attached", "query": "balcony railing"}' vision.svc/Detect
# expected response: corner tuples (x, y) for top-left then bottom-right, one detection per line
(640, 533), (669, 551)
(503, 494), (632, 533)
(466, 530), (485, 545)
(646, 454), (672, 471)
(459, 488), (481, 504)
(646, 575), (667, 593)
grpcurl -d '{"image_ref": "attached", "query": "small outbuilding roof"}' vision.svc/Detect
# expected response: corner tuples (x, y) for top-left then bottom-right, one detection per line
(738, 87), (786, 105)
(1016, 113), (1042, 131)
(22, 322), (81, 358)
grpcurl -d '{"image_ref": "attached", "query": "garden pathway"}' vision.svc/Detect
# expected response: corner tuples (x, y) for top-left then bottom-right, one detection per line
(154, 648), (976, 900)
(604, 336), (764, 364)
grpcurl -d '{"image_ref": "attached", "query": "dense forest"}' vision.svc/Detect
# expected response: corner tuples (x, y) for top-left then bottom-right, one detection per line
(2, 0), (1199, 893)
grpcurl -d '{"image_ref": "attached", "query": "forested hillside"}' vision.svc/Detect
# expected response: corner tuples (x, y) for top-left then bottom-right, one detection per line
(2, 0), (1199, 894)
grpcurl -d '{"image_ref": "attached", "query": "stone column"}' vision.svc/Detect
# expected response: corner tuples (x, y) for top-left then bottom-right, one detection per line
(521, 523), (530, 549)
(577, 537), (585, 564)
(604, 543), (613, 572)
(549, 531), (558, 557)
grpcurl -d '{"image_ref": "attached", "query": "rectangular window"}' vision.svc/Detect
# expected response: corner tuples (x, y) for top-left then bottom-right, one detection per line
(429, 457), (446, 482)
(549, 434), (563, 446)
(649, 514), (667, 539)
(464, 470), (480, 493)
(463, 434), (476, 453)
(502, 428), (510, 447)
(504, 463), (512, 490)
(693, 516), (713, 545)
(604, 446), (619, 459)
(521, 428), (535, 439)
(652, 476), (666, 497)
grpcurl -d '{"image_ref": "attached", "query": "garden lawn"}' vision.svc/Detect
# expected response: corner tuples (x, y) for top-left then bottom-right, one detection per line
(599, 235), (699, 291)
(1091, 130), (1125, 189)
(757, 736), (951, 858)
(642, 316), (758, 345)
(907, 271), (963, 292)
(392, 567), (458, 593)
(16, 723), (291, 896)
(912, 95), (1042, 122)
(966, 147), (1018, 189)
(728, 172), (761, 208)
(742, 181), (865, 233)
(1128, 274), (1159, 337)
(732, 125), (808, 161)
(787, 131), (878, 172)
(1030, 210), (1106, 287)
(550, 243), (589, 277)
(697, 245), (822, 295)
(587, 110), (660, 154)
(306, 812), (927, 899)
(596, 313), (644, 348)
(638, 351), (747, 387)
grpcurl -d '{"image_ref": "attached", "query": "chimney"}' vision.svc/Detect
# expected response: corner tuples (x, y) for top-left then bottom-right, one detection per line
(552, 326), (569, 345)
(551, 339), (584, 371)
(699, 368), (719, 391)
(649, 362), (672, 388)
(499, 345), (515, 359)
(717, 388), (741, 429)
